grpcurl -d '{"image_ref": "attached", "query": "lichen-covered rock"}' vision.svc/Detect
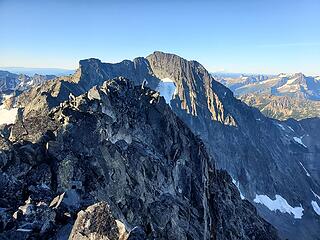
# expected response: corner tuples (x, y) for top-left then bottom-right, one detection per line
(69, 202), (127, 240)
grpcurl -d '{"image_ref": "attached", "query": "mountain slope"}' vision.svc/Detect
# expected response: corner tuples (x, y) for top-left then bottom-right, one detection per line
(0, 70), (56, 93)
(2, 51), (320, 240)
(216, 73), (320, 120)
(0, 77), (279, 239)
(240, 93), (320, 120)
(283, 117), (320, 185)
(0, 70), (56, 111)
(217, 73), (320, 100)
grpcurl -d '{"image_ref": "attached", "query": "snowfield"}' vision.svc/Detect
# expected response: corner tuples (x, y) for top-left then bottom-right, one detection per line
(254, 194), (304, 219)
(311, 201), (320, 216)
(0, 105), (18, 125)
(156, 78), (177, 107)
(276, 123), (285, 131)
(232, 177), (245, 199)
(312, 190), (320, 201)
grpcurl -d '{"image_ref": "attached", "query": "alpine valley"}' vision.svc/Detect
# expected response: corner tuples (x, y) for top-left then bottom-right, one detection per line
(0, 52), (320, 240)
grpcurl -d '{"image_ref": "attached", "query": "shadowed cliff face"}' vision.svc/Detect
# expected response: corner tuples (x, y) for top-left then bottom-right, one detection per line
(4, 51), (320, 240)
(283, 117), (320, 184)
(0, 77), (279, 239)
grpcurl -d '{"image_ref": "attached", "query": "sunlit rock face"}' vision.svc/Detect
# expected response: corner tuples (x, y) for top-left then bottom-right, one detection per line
(216, 73), (320, 120)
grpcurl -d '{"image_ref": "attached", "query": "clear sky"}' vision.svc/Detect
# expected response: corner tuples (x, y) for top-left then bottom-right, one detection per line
(0, 0), (319, 75)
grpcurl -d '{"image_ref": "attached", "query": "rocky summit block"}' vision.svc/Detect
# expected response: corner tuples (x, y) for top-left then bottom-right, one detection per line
(0, 77), (279, 239)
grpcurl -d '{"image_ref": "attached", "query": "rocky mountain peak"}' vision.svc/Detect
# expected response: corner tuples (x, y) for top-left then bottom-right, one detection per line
(0, 76), (279, 239)
(146, 51), (236, 127)
(19, 52), (236, 130)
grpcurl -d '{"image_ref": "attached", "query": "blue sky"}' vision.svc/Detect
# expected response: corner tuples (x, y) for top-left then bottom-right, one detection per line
(0, 0), (319, 75)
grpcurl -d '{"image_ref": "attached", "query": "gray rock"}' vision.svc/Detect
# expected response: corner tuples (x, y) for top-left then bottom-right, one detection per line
(50, 190), (80, 212)
(69, 202), (128, 240)
(127, 226), (146, 240)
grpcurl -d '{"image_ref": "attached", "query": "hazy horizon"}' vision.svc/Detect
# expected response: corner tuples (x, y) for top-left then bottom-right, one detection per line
(1, 62), (319, 77)
(1, 0), (320, 75)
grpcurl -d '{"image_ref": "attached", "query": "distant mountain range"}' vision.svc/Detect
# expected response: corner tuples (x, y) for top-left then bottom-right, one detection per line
(0, 67), (74, 76)
(215, 73), (320, 120)
(0, 70), (57, 107)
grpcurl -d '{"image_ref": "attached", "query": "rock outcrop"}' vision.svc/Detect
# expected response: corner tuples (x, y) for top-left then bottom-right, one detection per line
(69, 202), (128, 240)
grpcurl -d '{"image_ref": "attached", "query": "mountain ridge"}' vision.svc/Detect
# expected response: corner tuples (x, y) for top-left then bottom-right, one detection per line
(1, 51), (320, 240)
(215, 72), (320, 120)
(0, 77), (279, 239)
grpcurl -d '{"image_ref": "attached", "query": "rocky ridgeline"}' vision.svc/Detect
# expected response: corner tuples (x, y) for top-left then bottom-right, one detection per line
(0, 78), (279, 239)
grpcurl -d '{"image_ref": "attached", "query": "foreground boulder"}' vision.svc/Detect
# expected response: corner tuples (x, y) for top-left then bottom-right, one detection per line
(69, 202), (127, 240)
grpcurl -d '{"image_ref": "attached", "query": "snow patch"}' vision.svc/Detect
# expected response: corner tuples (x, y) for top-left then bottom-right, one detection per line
(311, 201), (320, 215)
(0, 93), (14, 102)
(311, 190), (320, 201)
(299, 162), (311, 177)
(27, 80), (34, 86)
(156, 78), (177, 106)
(0, 106), (18, 125)
(287, 126), (295, 132)
(17, 229), (32, 232)
(254, 194), (304, 219)
(232, 177), (245, 199)
(285, 77), (298, 85)
(161, 77), (174, 83)
(276, 123), (285, 131)
(293, 136), (307, 148)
